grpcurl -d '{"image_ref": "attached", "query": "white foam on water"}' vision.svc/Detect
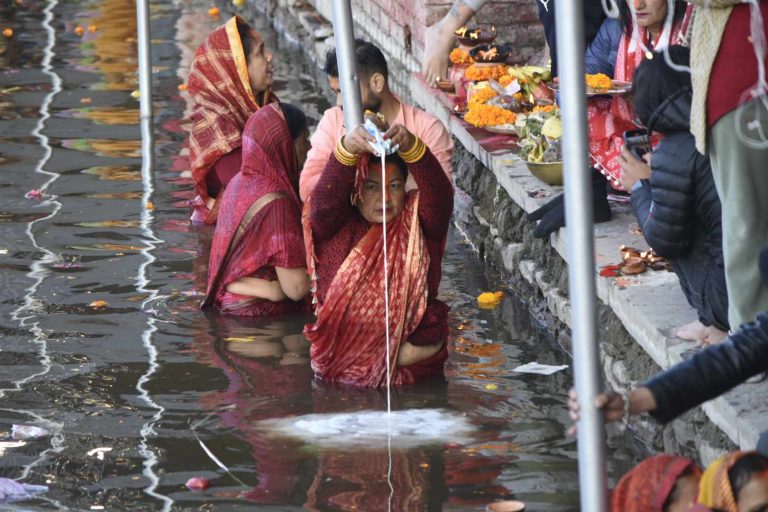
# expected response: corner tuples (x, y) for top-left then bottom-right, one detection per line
(258, 408), (475, 449)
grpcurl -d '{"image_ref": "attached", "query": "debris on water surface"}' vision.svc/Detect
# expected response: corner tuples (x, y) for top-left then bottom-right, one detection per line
(2, 29), (13, 38)
(88, 300), (109, 309)
(86, 447), (112, 460)
(145, 200), (154, 210)
(0, 441), (26, 457)
(177, 83), (188, 91)
(484, 383), (499, 390)
(12, 425), (50, 440)
(24, 189), (45, 200)
(186, 477), (211, 491)
(74, 26), (84, 36)
(0, 477), (48, 503)
(513, 362), (568, 375)
(208, 7), (220, 18)
(80, 97), (92, 105)
(130, 90), (141, 99)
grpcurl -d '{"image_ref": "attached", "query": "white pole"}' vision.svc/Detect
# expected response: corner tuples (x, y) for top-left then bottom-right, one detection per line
(136, 0), (153, 168)
(331, 0), (363, 128)
(554, 1), (608, 510)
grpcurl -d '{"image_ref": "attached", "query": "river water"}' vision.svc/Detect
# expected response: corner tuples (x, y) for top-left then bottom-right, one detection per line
(0, 1), (636, 510)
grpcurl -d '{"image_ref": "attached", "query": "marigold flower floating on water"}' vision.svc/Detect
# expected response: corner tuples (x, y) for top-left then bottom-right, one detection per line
(88, 300), (109, 308)
(464, 64), (507, 82)
(88, 25), (98, 33)
(477, 291), (504, 309)
(585, 73), (612, 90)
(465, 103), (516, 128)
(2, 28), (13, 38)
(208, 7), (220, 17)
(145, 200), (154, 210)
(74, 26), (85, 36)
(80, 97), (92, 105)
(449, 48), (473, 65)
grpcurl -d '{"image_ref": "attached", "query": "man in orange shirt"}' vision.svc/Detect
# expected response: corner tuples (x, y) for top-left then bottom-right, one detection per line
(300, 40), (453, 201)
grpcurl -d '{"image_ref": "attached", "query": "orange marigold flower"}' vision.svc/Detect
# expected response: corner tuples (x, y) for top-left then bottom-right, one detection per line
(469, 87), (498, 106)
(450, 48), (473, 65)
(89, 300), (109, 308)
(88, 24), (98, 33)
(208, 6), (220, 17)
(464, 64), (507, 82)
(477, 291), (503, 309)
(533, 104), (557, 114)
(498, 75), (513, 87)
(2, 28), (13, 38)
(178, 83), (188, 91)
(74, 26), (84, 36)
(586, 73), (612, 90)
(465, 103), (516, 127)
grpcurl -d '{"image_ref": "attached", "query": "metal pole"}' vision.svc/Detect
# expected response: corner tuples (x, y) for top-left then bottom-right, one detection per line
(554, 1), (608, 510)
(331, 0), (363, 129)
(136, 0), (154, 170)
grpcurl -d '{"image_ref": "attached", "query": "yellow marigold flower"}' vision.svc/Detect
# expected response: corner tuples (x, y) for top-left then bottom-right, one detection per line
(469, 87), (498, 106)
(533, 104), (557, 114)
(477, 291), (504, 309)
(465, 104), (516, 128)
(498, 75), (513, 87)
(585, 73), (612, 90)
(464, 64), (507, 82)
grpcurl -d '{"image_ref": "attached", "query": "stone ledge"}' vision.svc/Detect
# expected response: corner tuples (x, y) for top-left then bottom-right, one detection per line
(409, 73), (768, 452)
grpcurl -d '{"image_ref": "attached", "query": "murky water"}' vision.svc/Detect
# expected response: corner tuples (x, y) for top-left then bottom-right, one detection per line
(0, 1), (637, 510)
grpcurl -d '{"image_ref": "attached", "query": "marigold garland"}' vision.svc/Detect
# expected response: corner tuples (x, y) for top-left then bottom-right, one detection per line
(464, 64), (507, 82)
(469, 87), (499, 106)
(533, 104), (557, 114)
(498, 75), (514, 87)
(450, 48), (474, 65)
(465, 103), (516, 127)
(585, 73), (612, 90)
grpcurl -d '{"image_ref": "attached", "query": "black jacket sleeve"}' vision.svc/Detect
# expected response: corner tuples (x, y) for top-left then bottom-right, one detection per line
(631, 134), (698, 259)
(644, 312), (768, 424)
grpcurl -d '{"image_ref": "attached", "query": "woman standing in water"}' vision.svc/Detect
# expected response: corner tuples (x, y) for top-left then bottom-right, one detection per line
(305, 119), (453, 387)
(188, 16), (276, 225)
(203, 103), (311, 316)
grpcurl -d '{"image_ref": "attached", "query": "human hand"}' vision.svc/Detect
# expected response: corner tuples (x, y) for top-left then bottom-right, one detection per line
(567, 388), (625, 436)
(422, 21), (454, 85)
(342, 124), (377, 155)
(384, 124), (416, 152)
(618, 146), (651, 192)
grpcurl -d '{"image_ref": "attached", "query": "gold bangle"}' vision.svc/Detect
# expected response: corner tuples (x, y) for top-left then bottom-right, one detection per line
(398, 137), (426, 163)
(334, 137), (358, 166)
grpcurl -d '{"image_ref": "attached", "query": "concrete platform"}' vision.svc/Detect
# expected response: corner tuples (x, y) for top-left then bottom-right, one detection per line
(410, 74), (768, 453)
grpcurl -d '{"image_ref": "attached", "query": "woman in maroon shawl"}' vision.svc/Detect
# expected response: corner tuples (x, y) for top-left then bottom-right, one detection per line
(203, 103), (311, 316)
(304, 120), (453, 387)
(188, 16), (276, 224)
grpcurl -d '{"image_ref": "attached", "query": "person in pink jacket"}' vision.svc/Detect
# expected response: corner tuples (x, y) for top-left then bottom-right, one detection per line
(299, 40), (453, 202)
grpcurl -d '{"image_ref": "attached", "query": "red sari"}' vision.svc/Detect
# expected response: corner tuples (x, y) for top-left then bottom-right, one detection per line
(188, 15), (274, 224)
(611, 454), (700, 512)
(305, 152), (453, 388)
(587, 21), (683, 190)
(203, 103), (308, 317)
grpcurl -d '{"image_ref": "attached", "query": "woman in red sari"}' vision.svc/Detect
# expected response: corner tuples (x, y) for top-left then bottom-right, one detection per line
(586, 0), (688, 189)
(611, 454), (701, 512)
(202, 103), (311, 317)
(304, 120), (453, 388)
(188, 16), (276, 224)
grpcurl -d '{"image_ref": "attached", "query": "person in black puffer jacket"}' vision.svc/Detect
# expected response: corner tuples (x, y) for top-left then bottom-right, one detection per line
(618, 46), (729, 346)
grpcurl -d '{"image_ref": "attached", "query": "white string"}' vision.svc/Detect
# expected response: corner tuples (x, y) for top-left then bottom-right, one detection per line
(602, 0), (620, 19)
(379, 152), (395, 512)
(661, 0), (692, 73)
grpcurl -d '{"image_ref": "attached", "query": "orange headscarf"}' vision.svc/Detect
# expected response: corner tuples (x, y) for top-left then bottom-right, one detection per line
(188, 16), (273, 207)
(696, 451), (764, 512)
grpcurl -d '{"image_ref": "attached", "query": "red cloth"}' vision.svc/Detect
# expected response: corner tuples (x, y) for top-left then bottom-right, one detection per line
(188, 16), (275, 224)
(588, 22), (681, 189)
(611, 454), (700, 512)
(707, 4), (768, 128)
(304, 151), (453, 387)
(205, 147), (243, 200)
(203, 103), (308, 317)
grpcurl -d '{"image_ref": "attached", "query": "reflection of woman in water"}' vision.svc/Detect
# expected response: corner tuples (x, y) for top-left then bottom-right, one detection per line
(203, 103), (311, 316)
(188, 16), (276, 224)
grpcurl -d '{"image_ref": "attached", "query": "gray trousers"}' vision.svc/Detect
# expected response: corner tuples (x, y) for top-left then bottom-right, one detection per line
(709, 97), (768, 329)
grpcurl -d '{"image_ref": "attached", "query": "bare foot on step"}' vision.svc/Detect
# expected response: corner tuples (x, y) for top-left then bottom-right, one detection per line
(698, 325), (728, 347)
(675, 320), (707, 341)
